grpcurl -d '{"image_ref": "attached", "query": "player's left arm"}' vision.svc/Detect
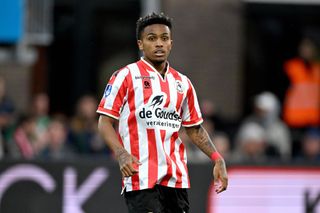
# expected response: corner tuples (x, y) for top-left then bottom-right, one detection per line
(185, 125), (228, 193)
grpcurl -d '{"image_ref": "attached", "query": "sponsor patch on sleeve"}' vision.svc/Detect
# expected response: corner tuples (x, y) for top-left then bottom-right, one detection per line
(104, 84), (112, 97)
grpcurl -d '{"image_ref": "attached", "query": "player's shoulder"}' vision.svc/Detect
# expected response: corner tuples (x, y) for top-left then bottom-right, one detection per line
(169, 66), (188, 79)
(109, 60), (143, 81)
(112, 66), (129, 77)
(169, 66), (192, 84)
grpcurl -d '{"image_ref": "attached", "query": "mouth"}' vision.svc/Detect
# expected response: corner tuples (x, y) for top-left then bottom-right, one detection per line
(154, 49), (165, 57)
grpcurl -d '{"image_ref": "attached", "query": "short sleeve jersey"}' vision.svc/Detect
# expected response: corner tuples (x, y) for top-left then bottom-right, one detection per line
(97, 58), (203, 192)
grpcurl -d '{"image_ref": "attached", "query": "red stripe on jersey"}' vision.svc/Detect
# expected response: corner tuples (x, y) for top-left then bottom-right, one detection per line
(159, 76), (170, 107)
(172, 132), (183, 187)
(111, 77), (127, 113)
(108, 75), (116, 85)
(157, 69), (171, 185)
(97, 97), (106, 111)
(108, 67), (125, 85)
(169, 68), (184, 111)
(179, 142), (190, 187)
(127, 73), (140, 190)
(147, 129), (158, 188)
(159, 130), (173, 186)
(171, 132), (183, 188)
(136, 61), (153, 104)
(186, 79), (200, 122)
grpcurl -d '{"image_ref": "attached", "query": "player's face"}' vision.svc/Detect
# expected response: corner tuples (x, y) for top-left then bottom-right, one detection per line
(138, 24), (172, 65)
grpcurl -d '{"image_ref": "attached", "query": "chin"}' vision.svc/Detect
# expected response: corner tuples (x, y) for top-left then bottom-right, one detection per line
(152, 57), (166, 64)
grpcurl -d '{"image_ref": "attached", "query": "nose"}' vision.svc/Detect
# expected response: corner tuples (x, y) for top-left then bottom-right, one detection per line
(155, 38), (163, 47)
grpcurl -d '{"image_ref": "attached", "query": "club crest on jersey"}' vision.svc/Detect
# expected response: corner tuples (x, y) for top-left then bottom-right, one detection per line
(104, 84), (112, 97)
(176, 80), (184, 93)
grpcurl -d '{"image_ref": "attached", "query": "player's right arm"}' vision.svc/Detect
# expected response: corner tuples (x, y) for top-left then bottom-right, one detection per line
(98, 114), (140, 177)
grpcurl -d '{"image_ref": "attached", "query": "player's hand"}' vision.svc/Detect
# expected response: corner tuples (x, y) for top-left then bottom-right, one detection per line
(213, 158), (228, 194)
(116, 150), (141, 177)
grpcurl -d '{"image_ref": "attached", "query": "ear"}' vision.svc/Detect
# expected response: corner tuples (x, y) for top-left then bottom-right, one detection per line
(137, 40), (143, 51)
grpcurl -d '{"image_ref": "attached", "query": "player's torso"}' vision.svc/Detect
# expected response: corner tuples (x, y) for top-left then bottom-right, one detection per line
(119, 61), (188, 135)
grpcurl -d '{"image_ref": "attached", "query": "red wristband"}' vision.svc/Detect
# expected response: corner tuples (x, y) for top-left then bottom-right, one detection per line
(210, 151), (222, 161)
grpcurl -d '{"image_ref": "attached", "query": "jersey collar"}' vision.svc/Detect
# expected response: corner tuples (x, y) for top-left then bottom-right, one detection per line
(140, 57), (170, 79)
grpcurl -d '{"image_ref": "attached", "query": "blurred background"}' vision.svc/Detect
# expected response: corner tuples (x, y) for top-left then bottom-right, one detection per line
(0, 0), (319, 212)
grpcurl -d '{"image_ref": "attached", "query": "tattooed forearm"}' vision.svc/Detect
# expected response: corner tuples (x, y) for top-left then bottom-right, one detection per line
(185, 125), (217, 158)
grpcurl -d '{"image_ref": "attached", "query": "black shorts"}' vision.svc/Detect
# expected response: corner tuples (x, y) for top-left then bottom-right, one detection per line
(124, 185), (189, 213)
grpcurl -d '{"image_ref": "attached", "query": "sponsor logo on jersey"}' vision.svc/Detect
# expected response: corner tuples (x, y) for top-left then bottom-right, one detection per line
(104, 84), (112, 97)
(137, 93), (182, 130)
(135, 76), (155, 80)
(143, 79), (151, 89)
(150, 95), (164, 108)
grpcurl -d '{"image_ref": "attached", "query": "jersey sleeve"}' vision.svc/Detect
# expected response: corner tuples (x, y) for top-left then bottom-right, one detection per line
(181, 78), (203, 127)
(96, 68), (129, 120)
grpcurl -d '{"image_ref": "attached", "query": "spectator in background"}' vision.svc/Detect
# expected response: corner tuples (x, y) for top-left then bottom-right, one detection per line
(0, 75), (15, 159)
(10, 115), (37, 159)
(31, 93), (50, 131)
(181, 120), (232, 163)
(200, 99), (225, 132)
(296, 128), (320, 162)
(30, 93), (51, 153)
(200, 99), (238, 148)
(233, 123), (279, 163)
(70, 95), (107, 155)
(283, 36), (320, 128)
(40, 116), (75, 160)
(239, 92), (291, 160)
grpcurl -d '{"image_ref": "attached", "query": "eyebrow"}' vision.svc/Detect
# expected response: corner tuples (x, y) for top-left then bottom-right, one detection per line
(146, 33), (169, 36)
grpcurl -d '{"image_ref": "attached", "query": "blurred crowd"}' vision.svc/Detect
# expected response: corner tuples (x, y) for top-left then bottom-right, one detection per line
(183, 91), (320, 164)
(0, 83), (109, 160)
(184, 36), (320, 165)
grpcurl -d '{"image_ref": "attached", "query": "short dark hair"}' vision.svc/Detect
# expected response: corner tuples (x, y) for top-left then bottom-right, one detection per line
(136, 12), (172, 40)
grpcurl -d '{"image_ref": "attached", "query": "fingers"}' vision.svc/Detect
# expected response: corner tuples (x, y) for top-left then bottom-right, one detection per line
(121, 163), (139, 177)
(119, 154), (140, 178)
(132, 156), (142, 165)
(215, 176), (228, 193)
(213, 161), (228, 194)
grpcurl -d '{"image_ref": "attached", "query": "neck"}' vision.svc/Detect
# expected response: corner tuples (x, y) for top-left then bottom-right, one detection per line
(143, 57), (167, 75)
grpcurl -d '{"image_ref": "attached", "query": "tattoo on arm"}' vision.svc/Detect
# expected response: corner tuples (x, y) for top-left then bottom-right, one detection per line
(185, 125), (217, 157)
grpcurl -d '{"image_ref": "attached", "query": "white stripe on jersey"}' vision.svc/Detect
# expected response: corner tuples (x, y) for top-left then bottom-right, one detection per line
(163, 73), (179, 187)
(104, 68), (128, 111)
(128, 63), (149, 189)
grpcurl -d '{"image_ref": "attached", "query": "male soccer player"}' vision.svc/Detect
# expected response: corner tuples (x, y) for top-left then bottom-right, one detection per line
(97, 13), (228, 213)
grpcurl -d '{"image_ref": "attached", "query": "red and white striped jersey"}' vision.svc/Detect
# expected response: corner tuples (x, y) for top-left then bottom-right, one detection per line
(97, 58), (203, 192)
